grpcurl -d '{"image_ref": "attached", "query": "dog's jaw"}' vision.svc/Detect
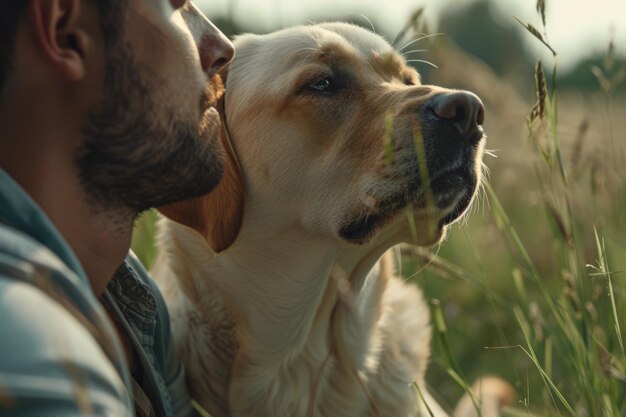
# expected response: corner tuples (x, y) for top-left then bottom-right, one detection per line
(338, 149), (484, 247)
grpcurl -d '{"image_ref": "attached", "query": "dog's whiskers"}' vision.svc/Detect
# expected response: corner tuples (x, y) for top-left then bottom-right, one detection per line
(484, 149), (499, 159)
(359, 14), (377, 34)
(405, 59), (438, 69)
(396, 33), (424, 52)
(478, 163), (491, 215)
(401, 49), (429, 59)
(399, 33), (444, 53)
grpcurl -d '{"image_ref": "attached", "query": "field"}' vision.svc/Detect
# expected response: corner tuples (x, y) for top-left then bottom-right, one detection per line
(410, 47), (626, 416)
(132, 2), (626, 415)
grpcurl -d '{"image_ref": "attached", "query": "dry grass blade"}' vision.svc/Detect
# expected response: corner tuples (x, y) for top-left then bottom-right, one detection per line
(408, 7), (425, 33)
(570, 118), (590, 171)
(529, 102), (541, 124)
(527, 61), (550, 158)
(534, 61), (548, 120)
(391, 7), (425, 48)
(592, 66), (610, 93)
(412, 126), (438, 239)
(609, 67), (626, 91)
(544, 197), (572, 245)
(515, 18), (557, 56)
(192, 400), (215, 417)
(605, 37), (615, 71)
(516, 20), (543, 42)
(536, 0), (546, 28)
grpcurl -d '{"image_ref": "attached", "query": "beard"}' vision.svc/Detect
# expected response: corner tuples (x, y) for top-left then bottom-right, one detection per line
(76, 16), (224, 214)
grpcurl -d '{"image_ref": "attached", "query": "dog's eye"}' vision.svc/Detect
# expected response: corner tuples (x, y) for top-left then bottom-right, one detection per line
(309, 78), (334, 93)
(403, 76), (416, 86)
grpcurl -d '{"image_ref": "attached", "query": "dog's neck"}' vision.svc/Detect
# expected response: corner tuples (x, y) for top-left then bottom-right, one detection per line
(217, 229), (339, 359)
(164, 219), (402, 365)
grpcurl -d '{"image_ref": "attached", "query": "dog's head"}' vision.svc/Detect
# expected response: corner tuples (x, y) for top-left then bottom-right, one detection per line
(160, 22), (486, 251)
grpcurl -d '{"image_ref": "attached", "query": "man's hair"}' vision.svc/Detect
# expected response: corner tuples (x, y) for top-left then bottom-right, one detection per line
(0, 0), (122, 96)
(0, 2), (28, 95)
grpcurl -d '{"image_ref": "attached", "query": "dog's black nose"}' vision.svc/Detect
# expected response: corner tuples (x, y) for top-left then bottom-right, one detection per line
(429, 92), (485, 141)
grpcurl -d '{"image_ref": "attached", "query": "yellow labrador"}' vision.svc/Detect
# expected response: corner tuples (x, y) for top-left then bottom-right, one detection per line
(154, 22), (512, 417)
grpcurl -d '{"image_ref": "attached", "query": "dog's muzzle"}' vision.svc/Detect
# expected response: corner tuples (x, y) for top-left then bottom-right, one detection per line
(339, 91), (486, 244)
(418, 91), (485, 223)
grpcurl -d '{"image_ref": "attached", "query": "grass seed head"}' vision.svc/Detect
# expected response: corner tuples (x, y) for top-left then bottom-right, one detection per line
(570, 119), (590, 171)
(536, 0), (546, 28)
(534, 61), (547, 120)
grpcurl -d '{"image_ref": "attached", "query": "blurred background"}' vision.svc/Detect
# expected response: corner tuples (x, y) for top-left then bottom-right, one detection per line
(195, 0), (626, 73)
(133, 0), (626, 415)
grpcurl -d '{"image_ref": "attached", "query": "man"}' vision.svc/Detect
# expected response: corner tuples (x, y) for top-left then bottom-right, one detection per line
(0, 1), (233, 416)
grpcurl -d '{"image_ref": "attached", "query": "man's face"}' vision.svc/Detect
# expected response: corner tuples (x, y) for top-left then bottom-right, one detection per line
(77, 0), (234, 212)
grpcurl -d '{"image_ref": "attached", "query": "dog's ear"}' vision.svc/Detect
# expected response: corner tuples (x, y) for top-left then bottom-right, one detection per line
(158, 79), (244, 253)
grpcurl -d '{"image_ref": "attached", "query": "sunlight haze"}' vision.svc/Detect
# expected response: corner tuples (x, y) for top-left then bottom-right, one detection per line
(197, 0), (626, 70)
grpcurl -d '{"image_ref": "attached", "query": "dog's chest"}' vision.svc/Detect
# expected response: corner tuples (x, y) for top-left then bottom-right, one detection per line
(226, 281), (389, 417)
(179, 280), (386, 417)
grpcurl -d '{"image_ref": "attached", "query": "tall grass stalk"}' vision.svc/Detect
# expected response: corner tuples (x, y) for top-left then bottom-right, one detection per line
(431, 299), (482, 416)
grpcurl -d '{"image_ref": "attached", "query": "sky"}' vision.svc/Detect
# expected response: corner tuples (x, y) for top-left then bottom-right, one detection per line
(196, 0), (626, 71)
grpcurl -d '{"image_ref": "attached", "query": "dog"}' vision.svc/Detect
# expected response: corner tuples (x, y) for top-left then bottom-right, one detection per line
(153, 22), (513, 417)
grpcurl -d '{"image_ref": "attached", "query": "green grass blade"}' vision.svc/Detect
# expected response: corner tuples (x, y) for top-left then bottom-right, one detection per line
(515, 308), (576, 416)
(594, 228), (626, 359)
(412, 382), (436, 417)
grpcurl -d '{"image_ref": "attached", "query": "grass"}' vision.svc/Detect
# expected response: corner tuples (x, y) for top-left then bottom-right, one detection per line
(131, 1), (626, 415)
(402, 3), (626, 415)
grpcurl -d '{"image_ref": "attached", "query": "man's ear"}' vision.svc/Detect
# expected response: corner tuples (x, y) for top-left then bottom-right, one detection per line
(158, 88), (245, 253)
(29, 0), (90, 81)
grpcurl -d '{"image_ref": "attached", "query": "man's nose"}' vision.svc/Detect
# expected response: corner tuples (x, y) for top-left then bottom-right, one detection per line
(182, 4), (235, 76)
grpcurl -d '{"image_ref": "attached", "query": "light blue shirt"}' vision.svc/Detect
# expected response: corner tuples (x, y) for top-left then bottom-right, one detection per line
(0, 169), (197, 417)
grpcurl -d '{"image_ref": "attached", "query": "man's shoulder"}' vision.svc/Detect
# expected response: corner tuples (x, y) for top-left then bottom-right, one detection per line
(0, 224), (134, 416)
(0, 276), (132, 416)
(0, 222), (80, 286)
(0, 276), (116, 378)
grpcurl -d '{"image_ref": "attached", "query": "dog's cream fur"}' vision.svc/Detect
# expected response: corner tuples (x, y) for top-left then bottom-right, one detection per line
(153, 23), (512, 417)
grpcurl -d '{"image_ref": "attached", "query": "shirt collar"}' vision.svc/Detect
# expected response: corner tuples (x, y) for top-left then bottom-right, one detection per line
(0, 168), (89, 285)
